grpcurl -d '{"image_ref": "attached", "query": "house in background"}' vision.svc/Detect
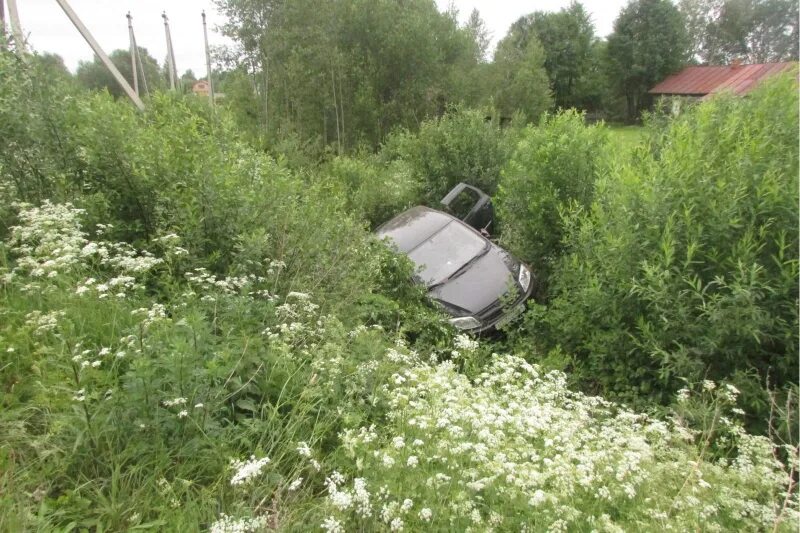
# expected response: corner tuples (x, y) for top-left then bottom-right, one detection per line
(649, 61), (796, 114)
(192, 80), (211, 97)
(192, 80), (225, 101)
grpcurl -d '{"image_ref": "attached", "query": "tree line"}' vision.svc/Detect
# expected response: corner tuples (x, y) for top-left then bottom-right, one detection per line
(40, 0), (798, 149)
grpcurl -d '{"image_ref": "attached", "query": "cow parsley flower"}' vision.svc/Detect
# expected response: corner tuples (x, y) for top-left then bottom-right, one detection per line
(210, 514), (268, 533)
(230, 455), (270, 486)
(164, 397), (187, 407)
(321, 516), (343, 533)
(297, 441), (313, 457)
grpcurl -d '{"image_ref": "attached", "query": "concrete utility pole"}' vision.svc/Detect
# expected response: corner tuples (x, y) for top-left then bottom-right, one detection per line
(54, 0), (144, 111)
(162, 12), (177, 90)
(201, 10), (215, 106)
(1, 0), (6, 47)
(126, 12), (138, 96)
(0, 0), (6, 43)
(6, 0), (25, 52)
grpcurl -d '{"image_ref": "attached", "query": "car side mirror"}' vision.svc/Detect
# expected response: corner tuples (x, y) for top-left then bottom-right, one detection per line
(440, 183), (494, 233)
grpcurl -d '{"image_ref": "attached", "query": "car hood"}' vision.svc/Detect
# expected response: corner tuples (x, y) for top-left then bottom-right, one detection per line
(429, 246), (518, 315)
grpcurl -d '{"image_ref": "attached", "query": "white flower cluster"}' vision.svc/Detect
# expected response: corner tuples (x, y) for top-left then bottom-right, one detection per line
(131, 303), (169, 330)
(8, 201), (87, 278)
(84, 240), (162, 274)
(229, 455), (270, 486)
(185, 268), (261, 295)
(333, 353), (798, 531)
(324, 472), (373, 518)
(209, 513), (267, 533)
(24, 310), (66, 336)
(7, 202), (161, 298)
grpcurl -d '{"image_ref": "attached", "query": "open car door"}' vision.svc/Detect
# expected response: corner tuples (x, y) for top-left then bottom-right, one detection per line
(440, 183), (494, 234)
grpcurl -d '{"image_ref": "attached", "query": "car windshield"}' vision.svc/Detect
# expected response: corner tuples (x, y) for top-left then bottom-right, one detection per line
(407, 221), (487, 287)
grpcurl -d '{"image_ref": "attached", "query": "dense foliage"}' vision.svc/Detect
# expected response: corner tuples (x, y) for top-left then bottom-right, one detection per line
(519, 75), (798, 430)
(380, 107), (513, 203)
(215, 0), (486, 149)
(1, 6), (799, 527)
(680, 0), (799, 63)
(606, 0), (691, 121)
(76, 47), (167, 98)
(496, 110), (609, 282)
(499, 3), (600, 111)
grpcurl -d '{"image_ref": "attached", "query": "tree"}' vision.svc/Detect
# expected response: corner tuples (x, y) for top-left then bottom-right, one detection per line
(180, 69), (198, 94)
(30, 52), (72, 82)
(504, 3), (598, 110)
(681, 0), (799, 63)
(215, 0), (483, 149)
(491, 35), (553, 121)
(464, 8), (491, 62)
(76, 47), (165, 98)
(607, 0), (690, 121)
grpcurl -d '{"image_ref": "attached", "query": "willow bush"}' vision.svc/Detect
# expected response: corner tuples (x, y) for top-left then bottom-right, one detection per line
(521, 74), (798, 428)
(495, 110), (610, 282)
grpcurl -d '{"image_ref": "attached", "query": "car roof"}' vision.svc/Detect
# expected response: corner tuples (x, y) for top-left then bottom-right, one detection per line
(375, 206), (456, 253)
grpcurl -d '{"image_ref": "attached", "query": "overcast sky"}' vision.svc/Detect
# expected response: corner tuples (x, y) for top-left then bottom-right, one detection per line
(13, 0), (630, 76)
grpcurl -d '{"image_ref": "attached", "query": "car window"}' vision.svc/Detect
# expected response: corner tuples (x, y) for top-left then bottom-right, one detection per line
(446, 188), (480, 220)
(407, 221), (486, 286)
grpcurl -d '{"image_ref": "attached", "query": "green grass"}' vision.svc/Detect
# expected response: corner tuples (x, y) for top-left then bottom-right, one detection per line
(607, 124), (647, 155)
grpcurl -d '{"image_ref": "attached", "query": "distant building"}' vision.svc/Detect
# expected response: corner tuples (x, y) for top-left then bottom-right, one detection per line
(192, 80), (211, 97)
(650, 62), (796, 99)
(649, 61), (795, 115)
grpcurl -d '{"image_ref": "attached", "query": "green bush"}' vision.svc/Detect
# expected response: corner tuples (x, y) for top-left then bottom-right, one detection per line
(524, 74), (799, 422)
(0, 202), (411, 530)
(496, 110), (609, 280)
(0, 54), (394, 318)
(380, 106), (510, 203)
(318, 155), (422, 228)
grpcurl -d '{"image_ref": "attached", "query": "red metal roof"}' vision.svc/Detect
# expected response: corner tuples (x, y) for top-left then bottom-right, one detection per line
(649, 62), (796, 97)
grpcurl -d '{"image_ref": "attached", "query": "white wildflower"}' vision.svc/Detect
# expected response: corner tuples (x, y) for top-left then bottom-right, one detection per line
(209, 514), (268, 533)
(529, 489), (546, 507)
(163, 397), (187, 407)
(297, 441), (313, 457)
(320, 516), (343, 533)
(229, 455), (270, 486)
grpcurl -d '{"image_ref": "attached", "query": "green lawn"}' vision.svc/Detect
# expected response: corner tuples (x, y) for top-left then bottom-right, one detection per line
(607, 124), (647, 156)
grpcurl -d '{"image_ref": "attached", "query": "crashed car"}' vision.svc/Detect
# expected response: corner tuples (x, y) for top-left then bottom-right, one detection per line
(376, 183), (534, 333)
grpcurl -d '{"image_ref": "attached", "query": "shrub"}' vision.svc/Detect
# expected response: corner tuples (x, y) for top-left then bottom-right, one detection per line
(525, 74), (799, 422)
(0, 54), (396, 317)
(496, 110), (609, 280)
(318, 155), (422, 228)
(380, 106), (510, 203)
(243, 341), (798, 531)
(0, 202), (429, 530)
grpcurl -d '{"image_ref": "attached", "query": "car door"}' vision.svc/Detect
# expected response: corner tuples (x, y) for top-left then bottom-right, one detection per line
(440, 183), (494, 234)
